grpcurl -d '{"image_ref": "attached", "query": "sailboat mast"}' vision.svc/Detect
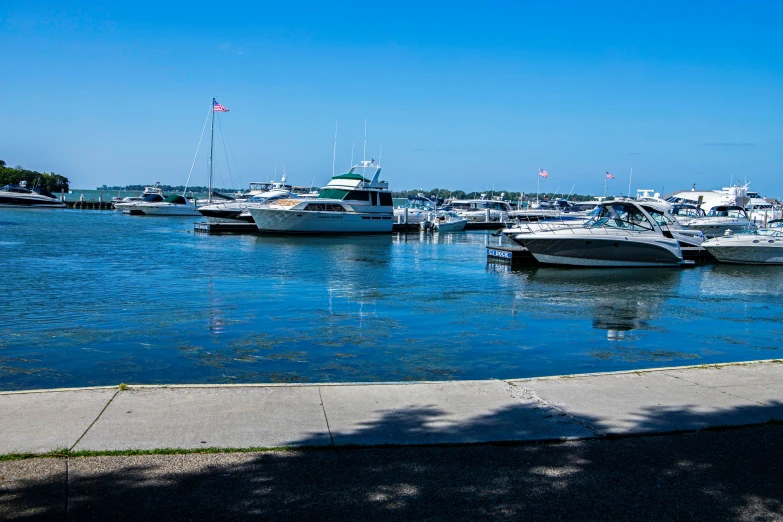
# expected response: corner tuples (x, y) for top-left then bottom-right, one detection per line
(209, 97), (215, 202)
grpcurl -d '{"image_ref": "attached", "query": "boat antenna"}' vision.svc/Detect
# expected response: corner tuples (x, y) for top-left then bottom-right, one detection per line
(363, 119), (367, 162)
(332, 120), (338, 178)
(628, 167), (633, 198)
(566, 183), (575, 200)
(350, 142), (354, 168)
(379, 142), (382, 164)
(183, 101), (212, 196)
(274, 164), (277, 182)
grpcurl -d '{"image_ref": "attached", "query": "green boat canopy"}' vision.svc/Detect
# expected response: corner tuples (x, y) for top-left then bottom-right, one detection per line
(332, 173), (370, 182)
(318, 188), (350, 200)
(163, 195), (188, 204)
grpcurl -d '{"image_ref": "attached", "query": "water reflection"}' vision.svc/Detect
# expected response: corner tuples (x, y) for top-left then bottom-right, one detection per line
(519, 267), (682, 339)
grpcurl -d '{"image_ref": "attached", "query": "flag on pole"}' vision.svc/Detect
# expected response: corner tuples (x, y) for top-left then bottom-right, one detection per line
(605, 171), (615, 179)
(213, 100), (229, 112)
(538, 168), (549, 178)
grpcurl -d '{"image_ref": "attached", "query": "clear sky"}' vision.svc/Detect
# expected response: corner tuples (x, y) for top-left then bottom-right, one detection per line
(2, 1), (782, 196)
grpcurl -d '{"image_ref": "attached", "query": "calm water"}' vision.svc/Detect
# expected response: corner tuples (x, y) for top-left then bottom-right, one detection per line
(1, 208), (781, 391)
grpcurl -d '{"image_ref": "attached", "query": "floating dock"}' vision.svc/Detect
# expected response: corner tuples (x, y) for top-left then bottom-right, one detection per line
(64, 201), (115, 210)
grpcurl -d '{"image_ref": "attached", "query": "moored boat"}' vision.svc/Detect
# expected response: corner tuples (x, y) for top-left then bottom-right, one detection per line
(702, 231), (783, 265)
(0, 181), (65, 208)
(247, 160), (393, 234)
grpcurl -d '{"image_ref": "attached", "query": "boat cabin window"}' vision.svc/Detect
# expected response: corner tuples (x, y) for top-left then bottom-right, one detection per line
(142, 194), (164, 202)
(379, 192), (393, 206)
(586, 204), (656, 232)
(370, 192), (378, 205)
(490, 202), (509, 211)
(304, 203), (345, 212)
(707, 207), (746, 218)
(345, 190), (370, 201)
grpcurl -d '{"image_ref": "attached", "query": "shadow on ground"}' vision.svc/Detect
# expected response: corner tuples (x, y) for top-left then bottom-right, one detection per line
(3, 400), (783, 520)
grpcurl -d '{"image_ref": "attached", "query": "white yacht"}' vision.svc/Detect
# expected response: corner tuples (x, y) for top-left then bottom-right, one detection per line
(511, 201), (687, 267)
(394, 195), (437, 224)
(683, 205), (757, 237)
(247, 160), (393, 234)
(136, 195), (201, 216)
(430, 210), (467, 232)
(448, 196), (512, 222)
(702, 230), (783, 265)
(0, 181), (65, 208)
(665, 184), (749, 213)
(113, 183), (165, 210)
(745, 192), (781, 225)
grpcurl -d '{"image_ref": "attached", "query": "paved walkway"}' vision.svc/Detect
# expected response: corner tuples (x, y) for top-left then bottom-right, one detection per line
(2, 360), (782, 454)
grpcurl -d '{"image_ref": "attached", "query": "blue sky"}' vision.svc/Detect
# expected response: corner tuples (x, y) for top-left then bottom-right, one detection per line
(2, 1), (782, 196)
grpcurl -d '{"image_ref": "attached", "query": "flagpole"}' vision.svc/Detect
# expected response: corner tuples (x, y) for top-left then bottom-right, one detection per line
(603, 172), (607, 199)
(209, 97), (215, 203)
(628, 168), (633, 199)
(537, 170), (540, 205)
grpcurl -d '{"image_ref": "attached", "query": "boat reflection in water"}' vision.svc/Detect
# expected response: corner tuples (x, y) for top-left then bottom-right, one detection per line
(519, 266), (683, 340)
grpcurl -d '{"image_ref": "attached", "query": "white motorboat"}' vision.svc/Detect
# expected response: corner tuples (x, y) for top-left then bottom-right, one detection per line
(511, 200), (687, 267)
(0, 181), (65, 208)
(702, 230), (783, 264)
(683, 205), (757, 237)
(420, 210), (467, 232)
(113, 183), (165, 210)
(247, 160), (393, 234)
(448, 197), (512, 222)
(507, 201), (704, 248)
(394, 195), (437, 224)
(136, 195), (201, 216)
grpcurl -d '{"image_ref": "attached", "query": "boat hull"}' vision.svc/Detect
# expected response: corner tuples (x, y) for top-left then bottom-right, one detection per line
(0, 196), (65, 208)
(518, 237), (684, 267)
(703, 237), (783, 264)
(138, 205), (201, 216)
(248, 208), (393, 234)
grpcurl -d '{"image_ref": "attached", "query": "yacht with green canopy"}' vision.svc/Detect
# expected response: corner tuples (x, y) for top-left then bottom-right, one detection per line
(247, 160), (393, 233)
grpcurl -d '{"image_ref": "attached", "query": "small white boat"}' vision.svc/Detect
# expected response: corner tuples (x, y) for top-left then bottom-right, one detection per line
(702, 230), (783, 265)
(429, 210), (467, 232)
(394, 195), (437, 224)
(448, 197), (512, 222)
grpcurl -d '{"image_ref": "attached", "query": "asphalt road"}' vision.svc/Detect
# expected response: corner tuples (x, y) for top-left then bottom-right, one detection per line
(2, 424), (782, 521)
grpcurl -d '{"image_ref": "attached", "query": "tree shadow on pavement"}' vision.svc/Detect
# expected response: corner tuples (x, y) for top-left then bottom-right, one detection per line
(4, 400), (783, 521)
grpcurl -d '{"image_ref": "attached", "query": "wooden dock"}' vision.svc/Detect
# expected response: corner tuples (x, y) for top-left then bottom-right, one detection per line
(65, 201), (115, 210)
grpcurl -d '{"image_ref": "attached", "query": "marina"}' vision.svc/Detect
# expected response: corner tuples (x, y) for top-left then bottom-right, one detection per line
(2, 206), (783, 392)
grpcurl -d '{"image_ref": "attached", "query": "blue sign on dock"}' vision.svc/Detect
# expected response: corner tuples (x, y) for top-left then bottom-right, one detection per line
(486, 248), (513, 259)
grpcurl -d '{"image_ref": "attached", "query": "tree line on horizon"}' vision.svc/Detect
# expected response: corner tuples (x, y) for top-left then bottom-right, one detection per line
(0, 160), (70, 192)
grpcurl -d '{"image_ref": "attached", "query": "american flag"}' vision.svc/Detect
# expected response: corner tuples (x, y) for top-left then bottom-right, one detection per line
(213, 100), (229, 112)
(606, 171), (615, 179)
(538, 168), (549, 178)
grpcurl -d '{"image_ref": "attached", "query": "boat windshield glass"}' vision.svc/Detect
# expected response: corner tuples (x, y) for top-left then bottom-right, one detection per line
(707, 207), (746, 218)
(641, 205), (676, 227)
(585, 204), (656, 231)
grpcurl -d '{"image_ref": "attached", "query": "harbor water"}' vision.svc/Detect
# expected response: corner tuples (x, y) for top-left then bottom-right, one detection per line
(1, 208), (782, 391)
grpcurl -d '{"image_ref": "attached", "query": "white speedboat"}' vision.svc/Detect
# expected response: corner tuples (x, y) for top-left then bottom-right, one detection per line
(665, 183), (749, 212)
(702, 230), (783, 264)
(683, 205), (757, 237)
(511, 200), (687, 267)
(0, 181), (65, 208)
(448, 197), (512, 222)
(420, 210), (467, 232)
(247, 160), (393, 234)
(136, 195), (201, 216)
(746, 191), (781, 226)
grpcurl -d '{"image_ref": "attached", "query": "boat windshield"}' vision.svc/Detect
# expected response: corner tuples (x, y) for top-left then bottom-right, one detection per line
(707, 207), (746, 218)
(640, 205), (677, 228)
(584, 204), (656, 232)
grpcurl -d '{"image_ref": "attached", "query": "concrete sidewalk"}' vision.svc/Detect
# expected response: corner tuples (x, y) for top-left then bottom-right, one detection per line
(1, 360), (782, 455)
